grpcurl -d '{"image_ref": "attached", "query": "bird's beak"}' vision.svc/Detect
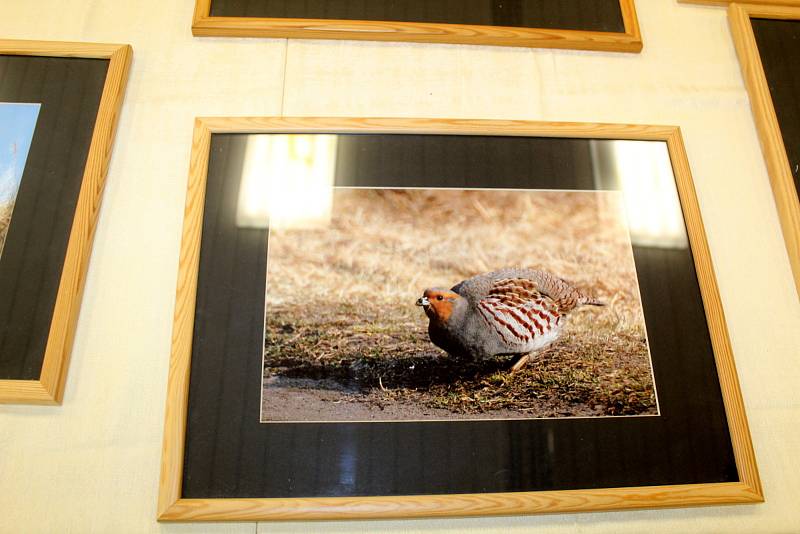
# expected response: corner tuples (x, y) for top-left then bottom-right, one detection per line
(416, 296), (429, 307)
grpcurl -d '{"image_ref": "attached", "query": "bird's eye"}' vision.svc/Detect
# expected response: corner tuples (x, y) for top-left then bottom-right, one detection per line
(437, 295), (444, 301)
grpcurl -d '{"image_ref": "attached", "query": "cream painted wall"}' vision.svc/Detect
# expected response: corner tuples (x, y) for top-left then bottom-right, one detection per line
(0, 0), (798, 532)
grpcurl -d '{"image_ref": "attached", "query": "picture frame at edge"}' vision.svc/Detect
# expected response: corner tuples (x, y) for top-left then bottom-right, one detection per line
(727, 2), (800, 295)
(191, 0), (643, 52)
(0, 40), (132, 405)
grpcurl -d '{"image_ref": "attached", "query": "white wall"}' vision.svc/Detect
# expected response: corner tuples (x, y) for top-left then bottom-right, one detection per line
(1, 1), (798, 532)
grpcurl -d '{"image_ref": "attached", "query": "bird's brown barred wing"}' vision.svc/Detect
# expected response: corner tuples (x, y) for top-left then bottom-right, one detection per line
(453, 268), (600, 312)
(475, 278), (563, 345)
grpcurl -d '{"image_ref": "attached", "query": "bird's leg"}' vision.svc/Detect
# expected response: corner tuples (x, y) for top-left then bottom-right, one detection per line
(510, 353), (530, 373)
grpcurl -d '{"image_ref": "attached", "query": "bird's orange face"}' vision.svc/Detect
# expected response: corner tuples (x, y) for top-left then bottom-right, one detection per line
(416, 288), (461, 323)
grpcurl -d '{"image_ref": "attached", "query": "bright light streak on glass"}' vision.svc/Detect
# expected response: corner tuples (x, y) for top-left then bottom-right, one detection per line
(236, 134), (337, 229)
(594, 140), (688, 249)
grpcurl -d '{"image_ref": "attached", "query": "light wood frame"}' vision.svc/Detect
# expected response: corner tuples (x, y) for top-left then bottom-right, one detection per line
(191, 0), (643, 52)
(726, 3), (800, 293)
(0, 40), (132, 404)
(159, 117), (762, 521)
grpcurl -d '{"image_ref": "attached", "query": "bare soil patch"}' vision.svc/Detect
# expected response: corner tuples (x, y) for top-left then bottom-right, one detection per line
(263, 303), (656, 421)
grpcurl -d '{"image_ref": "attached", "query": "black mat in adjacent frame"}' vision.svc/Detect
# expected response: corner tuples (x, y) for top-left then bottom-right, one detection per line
(209, 0), (626, 33)
(752, 17), (800, 199)
(181, 133), (737, 499)
(0, 56), (109, 379)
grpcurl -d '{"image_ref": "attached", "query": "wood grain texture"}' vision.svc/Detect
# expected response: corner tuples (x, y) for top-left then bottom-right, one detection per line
(191, 0), (642, 52)
(192, 0), (211, 27)
(198, 116), (679, 139)
(158, 120), (212, 518)
(0, 39), (123, 58)
(0, 41), (132, 404)
(0, 379), (57, 405)
(158, 117), (762, 521)
(728, 3), (800, 294)
(160, 482), (761, 522)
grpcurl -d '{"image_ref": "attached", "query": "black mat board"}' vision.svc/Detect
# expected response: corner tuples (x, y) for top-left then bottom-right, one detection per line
(0, 55), (109, 379)
(181, 133), (737, 499)
(209, 0), (626, 33)
(752, 18), (800, 199)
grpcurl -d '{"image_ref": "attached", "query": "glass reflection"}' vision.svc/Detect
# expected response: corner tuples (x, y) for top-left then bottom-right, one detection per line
(235, 135), (688, 250)
(591, 140), (688, 249)
(236, 134), (337, 230)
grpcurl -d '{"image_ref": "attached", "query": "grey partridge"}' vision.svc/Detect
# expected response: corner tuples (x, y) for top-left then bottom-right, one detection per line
(415, 269), (603, 372)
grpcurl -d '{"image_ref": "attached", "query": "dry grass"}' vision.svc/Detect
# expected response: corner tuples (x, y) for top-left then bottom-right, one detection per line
(0, 201), (13, 257)
(264, 189), (657, 419)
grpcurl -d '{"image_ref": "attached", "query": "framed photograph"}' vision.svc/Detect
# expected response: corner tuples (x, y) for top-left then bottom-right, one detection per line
(192, 0), (642, 52)
(726, 2), (800, 294)
(159, 117), (761, 521)
(0, 40), (132, 404)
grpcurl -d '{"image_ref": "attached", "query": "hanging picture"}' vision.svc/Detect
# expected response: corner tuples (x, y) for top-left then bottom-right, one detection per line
(192, 0), (643, 51)
(158, 117), (761, 521)
(0, 40), (132, 404)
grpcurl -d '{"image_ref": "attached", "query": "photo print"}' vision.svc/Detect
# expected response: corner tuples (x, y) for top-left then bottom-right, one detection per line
(0, 103), (40, 259)
(259, 174), (659, 422)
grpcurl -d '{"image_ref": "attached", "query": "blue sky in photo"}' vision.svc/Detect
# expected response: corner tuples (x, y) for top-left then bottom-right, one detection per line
(0, 103), (41, 204)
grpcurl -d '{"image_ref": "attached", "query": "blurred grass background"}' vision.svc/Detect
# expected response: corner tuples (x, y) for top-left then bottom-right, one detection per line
(264, 189), (657, 418)
(0, 201), (12, 257)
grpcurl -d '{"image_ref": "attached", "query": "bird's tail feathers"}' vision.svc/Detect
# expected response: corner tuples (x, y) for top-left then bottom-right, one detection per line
(580, 296), (605, 307)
